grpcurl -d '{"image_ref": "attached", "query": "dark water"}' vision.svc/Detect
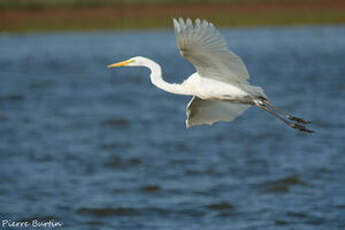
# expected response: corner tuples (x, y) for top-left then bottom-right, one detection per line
(1, 26), (345, 230)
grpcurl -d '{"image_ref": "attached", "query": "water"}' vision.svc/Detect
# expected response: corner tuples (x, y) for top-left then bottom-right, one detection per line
(0, 26), (345, 230)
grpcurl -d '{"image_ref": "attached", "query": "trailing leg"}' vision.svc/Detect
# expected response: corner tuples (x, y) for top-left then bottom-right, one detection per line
(255, 100), (313, 133)
(259, 97), (311, 124)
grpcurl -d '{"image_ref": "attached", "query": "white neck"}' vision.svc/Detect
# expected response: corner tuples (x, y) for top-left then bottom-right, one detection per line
(144, 58), (190, 95)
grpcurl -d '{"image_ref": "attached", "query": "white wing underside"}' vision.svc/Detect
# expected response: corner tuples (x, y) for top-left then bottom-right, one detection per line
(186, 96), (250, 128)
(173, 18), (250, 84)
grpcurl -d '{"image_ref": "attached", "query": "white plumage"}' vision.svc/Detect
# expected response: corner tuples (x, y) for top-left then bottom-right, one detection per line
(186, 96), (250, 128)
(173, 18), (264, 127)
(108, 18), (313, 133)
(173, 18), (250, 84)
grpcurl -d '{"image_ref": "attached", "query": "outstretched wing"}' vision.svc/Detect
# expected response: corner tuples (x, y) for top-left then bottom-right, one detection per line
(186, 97), (250, 128)
(173, 17), (250, 84)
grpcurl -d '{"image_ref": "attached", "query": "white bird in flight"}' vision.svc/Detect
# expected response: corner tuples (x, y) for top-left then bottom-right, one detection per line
(108, 18), (313, 133)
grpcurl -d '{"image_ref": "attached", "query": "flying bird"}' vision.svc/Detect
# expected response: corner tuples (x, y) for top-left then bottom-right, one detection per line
(108, 18), (313, 133)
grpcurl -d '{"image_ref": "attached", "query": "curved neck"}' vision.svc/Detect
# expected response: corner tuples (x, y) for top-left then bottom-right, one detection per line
(145, 59), (190, 95)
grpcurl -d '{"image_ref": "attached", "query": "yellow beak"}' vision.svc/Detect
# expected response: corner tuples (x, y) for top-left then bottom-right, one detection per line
(107, 59), (133, 68)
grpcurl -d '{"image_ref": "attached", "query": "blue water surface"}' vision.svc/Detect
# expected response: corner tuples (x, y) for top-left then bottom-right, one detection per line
(0, 25), (345, 230)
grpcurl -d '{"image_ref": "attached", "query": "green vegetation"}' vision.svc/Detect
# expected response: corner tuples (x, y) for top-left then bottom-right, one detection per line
(0, 0), (344, 32)
(3, 11), (344, 33)
(0, 0), (329, 9)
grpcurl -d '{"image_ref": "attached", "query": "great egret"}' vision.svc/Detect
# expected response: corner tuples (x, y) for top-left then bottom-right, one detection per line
(108, 18), (313, 133)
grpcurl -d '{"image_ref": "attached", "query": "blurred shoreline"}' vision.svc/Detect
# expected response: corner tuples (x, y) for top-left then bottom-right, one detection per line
(1, 0), (345, 32)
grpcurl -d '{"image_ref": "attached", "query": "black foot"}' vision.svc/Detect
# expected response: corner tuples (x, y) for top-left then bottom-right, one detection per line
(290, 123), (314, 133)
(288, 116), (311, 124)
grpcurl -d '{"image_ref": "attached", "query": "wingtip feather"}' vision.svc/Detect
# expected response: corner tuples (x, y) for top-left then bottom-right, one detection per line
(173, 18), (180, 32)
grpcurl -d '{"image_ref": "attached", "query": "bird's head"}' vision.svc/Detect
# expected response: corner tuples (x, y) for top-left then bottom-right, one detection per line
(107, 56), (148, 68)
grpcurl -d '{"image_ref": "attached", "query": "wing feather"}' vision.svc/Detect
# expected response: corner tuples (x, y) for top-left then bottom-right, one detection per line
(173, 18), (250, 84)
(186, 97), (250, 128)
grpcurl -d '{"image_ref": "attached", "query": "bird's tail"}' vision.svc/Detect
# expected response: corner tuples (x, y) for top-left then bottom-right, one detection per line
(242, 84), (267, 99)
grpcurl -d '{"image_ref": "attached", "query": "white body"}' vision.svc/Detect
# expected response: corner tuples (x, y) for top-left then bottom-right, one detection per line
(182, 73), (263, 100)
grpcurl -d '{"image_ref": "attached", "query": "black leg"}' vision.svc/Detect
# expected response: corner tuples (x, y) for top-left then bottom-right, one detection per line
(262, 99), (311, 124)
(257, 103), (314, 133)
